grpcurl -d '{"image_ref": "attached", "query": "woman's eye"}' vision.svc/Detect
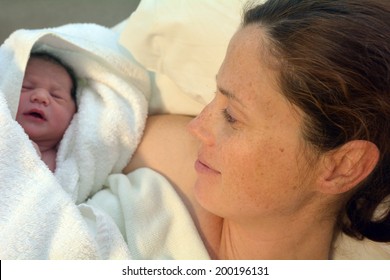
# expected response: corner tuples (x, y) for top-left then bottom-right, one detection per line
(222, 108), (237, 124)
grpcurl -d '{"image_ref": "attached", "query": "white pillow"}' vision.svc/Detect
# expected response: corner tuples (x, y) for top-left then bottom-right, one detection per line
(119, 0), (245, 115)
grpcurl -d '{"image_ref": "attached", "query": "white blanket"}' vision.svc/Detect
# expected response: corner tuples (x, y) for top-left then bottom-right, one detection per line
(88, 168), (210, 260)
(0, 23), (209, 259)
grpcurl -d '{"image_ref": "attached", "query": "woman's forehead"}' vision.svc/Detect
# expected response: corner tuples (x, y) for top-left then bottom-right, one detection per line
(219, 26), (278, 92)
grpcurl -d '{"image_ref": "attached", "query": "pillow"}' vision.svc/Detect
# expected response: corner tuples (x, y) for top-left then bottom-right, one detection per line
(119, 0), (245, 115)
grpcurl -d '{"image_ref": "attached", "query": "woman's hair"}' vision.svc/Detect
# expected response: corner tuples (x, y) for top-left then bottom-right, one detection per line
(29, 51), (78, 107)
(243, 0), (390, 242)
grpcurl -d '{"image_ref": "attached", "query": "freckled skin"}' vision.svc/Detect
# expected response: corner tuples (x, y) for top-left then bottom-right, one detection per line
(188, 26), (314, 223)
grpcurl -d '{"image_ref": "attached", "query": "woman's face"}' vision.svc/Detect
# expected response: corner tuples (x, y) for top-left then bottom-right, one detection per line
(188, 26), (318, 224)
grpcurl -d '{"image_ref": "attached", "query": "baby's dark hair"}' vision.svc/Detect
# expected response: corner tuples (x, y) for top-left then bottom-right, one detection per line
(29, 51), (78, 108)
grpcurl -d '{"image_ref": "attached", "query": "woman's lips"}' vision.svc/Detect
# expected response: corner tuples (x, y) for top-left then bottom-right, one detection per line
(195, 159), (221, 175)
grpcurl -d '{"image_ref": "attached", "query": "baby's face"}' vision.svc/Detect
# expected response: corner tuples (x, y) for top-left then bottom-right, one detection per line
(16, 57), (76, 146)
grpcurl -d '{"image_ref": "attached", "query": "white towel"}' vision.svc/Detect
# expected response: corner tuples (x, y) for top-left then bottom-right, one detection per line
(0, 23), (149, 259)
(0, 23), (149, 203)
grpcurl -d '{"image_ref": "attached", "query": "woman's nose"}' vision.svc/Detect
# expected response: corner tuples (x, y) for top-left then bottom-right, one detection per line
(187, 103), (215, 146)
(30, 89), (50, 106)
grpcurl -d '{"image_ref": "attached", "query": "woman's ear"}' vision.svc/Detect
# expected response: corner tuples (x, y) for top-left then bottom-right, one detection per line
(317, 140), (379, 194)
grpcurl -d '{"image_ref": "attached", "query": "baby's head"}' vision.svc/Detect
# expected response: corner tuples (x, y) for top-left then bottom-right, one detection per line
(29, 52), (78, 106)
(16, 51), (78, 147)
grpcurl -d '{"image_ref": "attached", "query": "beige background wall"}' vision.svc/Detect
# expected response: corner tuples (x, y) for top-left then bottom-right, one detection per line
(0, 0), (140, 43)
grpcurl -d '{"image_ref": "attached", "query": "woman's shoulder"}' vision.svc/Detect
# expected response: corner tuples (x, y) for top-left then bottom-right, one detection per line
(124, 114), (198, 191)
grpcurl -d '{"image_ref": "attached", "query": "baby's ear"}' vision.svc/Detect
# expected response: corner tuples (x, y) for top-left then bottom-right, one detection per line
(316, 140), (379, 194)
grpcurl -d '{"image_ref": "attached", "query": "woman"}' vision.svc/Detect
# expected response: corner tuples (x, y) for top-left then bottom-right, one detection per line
(124, 0), (390, 259)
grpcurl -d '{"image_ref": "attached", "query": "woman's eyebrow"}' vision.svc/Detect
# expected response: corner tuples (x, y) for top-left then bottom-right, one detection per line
(217, 85), (247, 108)
(215, 75), (246, 107)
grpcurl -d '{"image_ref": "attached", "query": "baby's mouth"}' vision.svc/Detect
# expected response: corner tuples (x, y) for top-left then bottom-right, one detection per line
(25, 109), (46, 120)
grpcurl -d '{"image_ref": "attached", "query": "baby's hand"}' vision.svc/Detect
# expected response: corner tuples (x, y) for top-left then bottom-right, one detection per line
(32, 141), (42, 158)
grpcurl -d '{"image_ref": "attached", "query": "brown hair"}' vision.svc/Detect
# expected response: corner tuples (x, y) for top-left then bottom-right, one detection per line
(243, 0), (390, 242)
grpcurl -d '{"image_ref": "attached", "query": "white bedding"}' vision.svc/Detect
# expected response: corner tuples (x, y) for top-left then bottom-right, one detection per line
(87, 168), (209, 259)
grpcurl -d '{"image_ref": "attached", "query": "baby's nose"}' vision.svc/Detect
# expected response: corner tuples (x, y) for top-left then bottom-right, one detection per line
(30, 89), (50, 105)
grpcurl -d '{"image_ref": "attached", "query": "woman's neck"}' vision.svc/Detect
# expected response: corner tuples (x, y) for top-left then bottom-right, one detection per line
(215, 216), (336, 260)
